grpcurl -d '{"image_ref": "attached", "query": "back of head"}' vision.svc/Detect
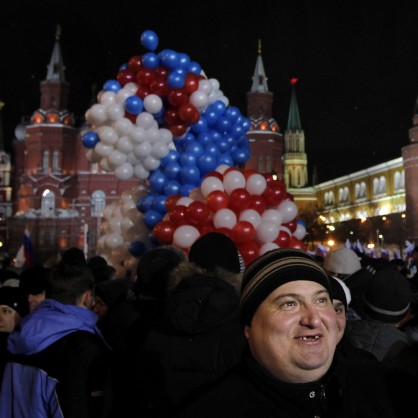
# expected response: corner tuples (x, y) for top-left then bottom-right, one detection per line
(329, 276), (351, 311)
(0, 286), (29, 318)
(134, 246), (186, 299)
(363, 268), (411, 324)
(60, 247), (86, 266)
(46, 263), (95, 305)
(19, 266), (49, 295)
(95, 279), (131, 309)
(188, 232), (241, 274)
(323, 248), (361, 277)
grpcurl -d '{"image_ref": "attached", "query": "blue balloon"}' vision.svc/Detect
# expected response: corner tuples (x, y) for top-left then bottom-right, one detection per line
(149, 170), (168, 193)
(218, 153), (233, 166)
(128, 240), (147, 257)
(140, 30), (159, 51)
(188, 61), (202, 75)
(217, 137), (231, 154)
(151, 195), (167, 214)
(163, 161), (181, 180)
(159, 49), (179, 70)
(198, 154), (217, 174)
(119, 63), (129, 70)
(125, 96), (144, 115)
(160, 149), (179, 165)
(143, 210), (163, 228)
(103, 79), (121, 93)
(185, 141), (204, 158)
(179, 152), (197, 167)
(225, 106), (240, 123)
(142, 52), (159, 69)
(177, 53), (191, 70)
(164, 180), (181, 196)
(180, 184), (195, 197)
(136, 195), (155, 213)
(82, 131), (99, 149)
(215, 116), (232, 134)
(232, 147), (251, 164)
(181, 165), (200, 185)
(167, 70), (185, 88)
(190, 118), (208, 134)
(204, 143), (220, 156)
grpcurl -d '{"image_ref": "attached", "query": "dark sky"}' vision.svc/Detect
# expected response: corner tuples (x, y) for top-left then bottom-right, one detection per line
(1, 0), (417, 182)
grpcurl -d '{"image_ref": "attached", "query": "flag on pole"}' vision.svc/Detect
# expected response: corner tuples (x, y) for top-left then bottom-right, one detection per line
(15, 228), (35, 268)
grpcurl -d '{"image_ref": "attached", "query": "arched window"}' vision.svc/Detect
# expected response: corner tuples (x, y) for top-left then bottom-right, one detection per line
(41, 189), (55, 216)
(91, 190), (106, 217)
(373, 177), (379, 195)
(360, 182), (366, 198)
(378, 176), (386, 194)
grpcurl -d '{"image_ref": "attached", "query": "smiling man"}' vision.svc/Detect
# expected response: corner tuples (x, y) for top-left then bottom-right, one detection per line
(178, 248), (418, 418)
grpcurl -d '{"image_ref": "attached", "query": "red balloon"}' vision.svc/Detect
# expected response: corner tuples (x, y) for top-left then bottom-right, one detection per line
(128, 55), (142, 72)
(135, 86), (150, 99)
(136, 67), (154, 86)
(238, 241), (260, 266)
(164, 108), (181, 125)
(204, 171), (223, 181)
(243, 168), (258, 179)
(262, 172), (274, 183)
(215, 227), (234, 241)
(223, 167), (240, 176)
(248, 195), (267, 214)
(262, 181), (286, 206)
(228, 188), (251, 213)
(199, 221), (215, 235)
(167, 88), (188, 107)
(288, 236), (306, 251)
(169, 205), (188, 226)
(153, 220), (175, 245)
(274, 229), (291, 248)
(283, 219), (297, 233)
(168, 124), (187, 137)
(232, 221), (255, 244)
(184, 73), (200, 95)
(284, 192), (295, 201)
(124, 111), (137, 123)
(165, 194), (181, 212)
(178, 103), (200, 125)
(155, 66), (169, 79)
(149, 77), (168, 96)
(185, 201), (211, 225)
(116, 69), (135, 86)
(207, 190), (229, 212)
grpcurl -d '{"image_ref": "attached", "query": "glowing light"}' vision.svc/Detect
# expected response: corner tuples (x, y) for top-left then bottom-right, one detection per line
(290, 77), (298, 85)
(327, 239), (335, 247)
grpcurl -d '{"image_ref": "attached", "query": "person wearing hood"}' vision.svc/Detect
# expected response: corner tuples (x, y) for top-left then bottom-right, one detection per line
(0, 263), (111, 418)
(139, 232), (246, 417)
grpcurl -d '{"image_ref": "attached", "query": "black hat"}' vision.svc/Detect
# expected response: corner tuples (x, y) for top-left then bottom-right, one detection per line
(95, 279), (131, 308)
(240, 248), (331, 325)
(189, 232), (241, 274)
(363, 269), (411, 324)
(19, 266), (49, 295)
(0, 286), (29, 318)
(60, 247), (86, 266)
(134, 246), (186, 298)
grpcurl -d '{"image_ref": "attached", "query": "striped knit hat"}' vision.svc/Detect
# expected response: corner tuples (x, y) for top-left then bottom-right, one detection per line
(240, 248), (331, 325)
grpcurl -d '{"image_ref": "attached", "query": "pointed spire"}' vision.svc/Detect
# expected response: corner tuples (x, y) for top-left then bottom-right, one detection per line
(287, 78), (302, 130)
(46, 24), (66, 82)
(251, 39), (269, 93)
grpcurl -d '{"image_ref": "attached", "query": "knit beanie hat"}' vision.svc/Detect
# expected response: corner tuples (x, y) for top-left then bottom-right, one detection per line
(330, 276), (351, 311)
(323, 248), (361, 276)
(0, 286), (29, 318)
(363, 269), (411, 324)
(240, 248), (331, 325)
(189, 232), (241, 274)
(19, 266), (49, 295)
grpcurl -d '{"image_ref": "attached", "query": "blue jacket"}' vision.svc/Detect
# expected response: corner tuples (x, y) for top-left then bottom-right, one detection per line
(0, 299), (111, 418)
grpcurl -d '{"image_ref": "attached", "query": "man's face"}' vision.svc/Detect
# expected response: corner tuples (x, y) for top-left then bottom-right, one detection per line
(28, 292), (45, 312)
(244, 280), (339, 384)
(0, 305), (20, 332)
(93, 295), (108, 319)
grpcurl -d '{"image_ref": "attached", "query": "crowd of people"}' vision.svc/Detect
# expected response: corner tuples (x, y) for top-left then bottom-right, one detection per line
(0, 236), (418, 417)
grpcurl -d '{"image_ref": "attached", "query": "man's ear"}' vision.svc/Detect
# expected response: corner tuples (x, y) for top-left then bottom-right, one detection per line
(80, 290), (94, 309)
(244, 324), (251, 340)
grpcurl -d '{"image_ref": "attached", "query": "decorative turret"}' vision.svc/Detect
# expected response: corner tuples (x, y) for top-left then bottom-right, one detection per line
(245, 40), (283, 178)
(283, 78), (308, 188)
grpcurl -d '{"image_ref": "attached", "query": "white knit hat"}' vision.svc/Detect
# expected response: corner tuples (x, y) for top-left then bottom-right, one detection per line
(323, 248), (361, 275)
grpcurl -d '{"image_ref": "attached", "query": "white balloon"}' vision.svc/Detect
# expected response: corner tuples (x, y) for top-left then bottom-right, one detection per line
(124, 82), (139, 95)
(105, 233), (123, 250)
(151, 142), (169, 159)
(198, 79), (213, 95)
(116, 88), (132, 105)
(277, 200), (298, 224)
(109, 216), (122, 233)
(99, 91), (116, 106)
(293, 223), (307, 240)
(217, 95), (229, 107)
(115, 162), (134, 180)
(146, 127), (161, 144)
(259, 242), (279, 255)
(216, 164), (230, 174)
(98, 126), (119, 145)
(256, 221), (280, 244)
(121, 217), (134, 233)
(133, 142), (152, 159)
(223, 170), (246, 194)
(144, 94), (163, 114)
(213, 208), (237, 229)
(129, 126), (147, 144)
(158, 128), (173, 144)
(133, 163), (150, 179)
(209, 78), (220, 91)
(94, 142), (113, 157)
(176, 197), (193, 207)
(142, 155), (160, 171)
(114, 117), (133, 136)
(87, 104), (108, 124)
(116, 136), (134, 154)
(107, 150), (127, 168)
(136, 112), (155, 129)
(246, 173), (267, 195)
(239, 209), (261, 229)
(200, 176), (224, 198)
(261, 209), (283, 226)
(106, 103), (124, 121)
(190, 90), (209, 110)
(173, 225), (200, 249)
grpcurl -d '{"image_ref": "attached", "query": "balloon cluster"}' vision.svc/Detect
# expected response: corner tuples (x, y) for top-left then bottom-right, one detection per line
(82, 29), (251, 213)
(152, 165), (307, 266)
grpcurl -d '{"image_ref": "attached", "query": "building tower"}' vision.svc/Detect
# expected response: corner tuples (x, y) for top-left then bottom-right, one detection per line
(245, 40), (283, 178)
(402, 96), (418, 242)
(9, 27), (137, 263)
(283, 78), (308, 188)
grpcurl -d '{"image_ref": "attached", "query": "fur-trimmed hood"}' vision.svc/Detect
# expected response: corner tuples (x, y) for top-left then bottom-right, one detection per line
(165, 261), (242, 334)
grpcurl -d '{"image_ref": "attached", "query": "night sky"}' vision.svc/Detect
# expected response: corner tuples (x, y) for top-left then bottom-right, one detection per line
(1, 0), (417, 183)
